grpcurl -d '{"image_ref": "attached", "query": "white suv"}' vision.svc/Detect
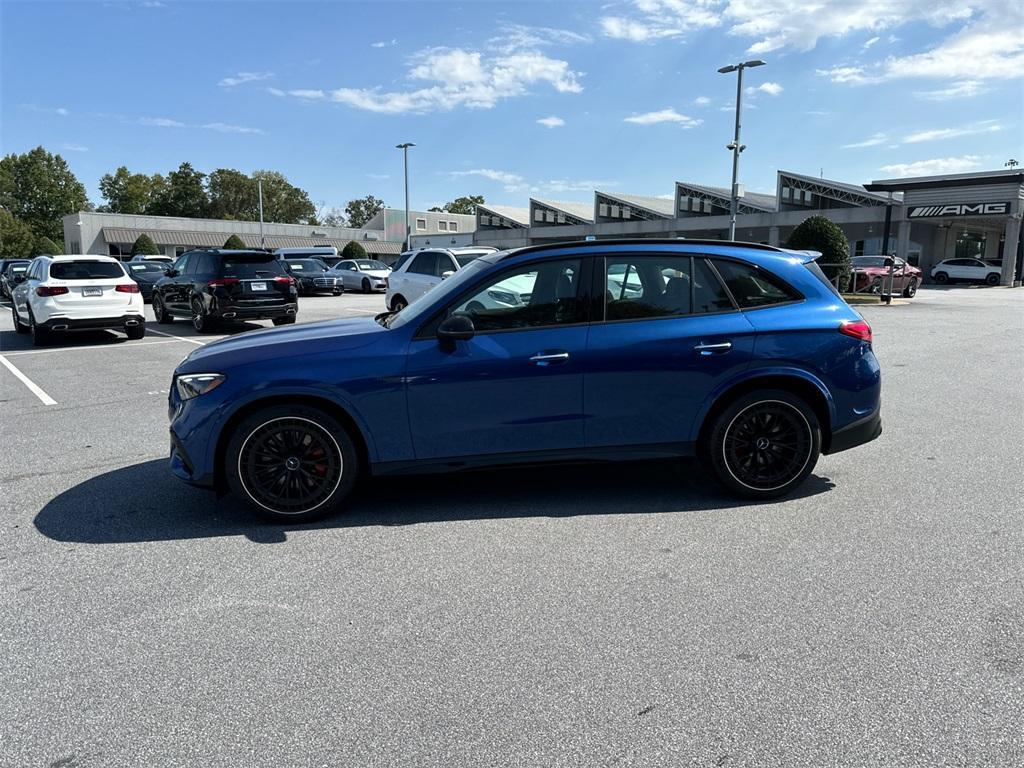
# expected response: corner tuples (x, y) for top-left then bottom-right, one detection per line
(385, 246), (497, 311)
(10, 255), (146, 346)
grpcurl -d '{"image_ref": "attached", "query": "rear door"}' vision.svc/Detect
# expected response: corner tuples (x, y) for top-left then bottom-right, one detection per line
(401, 251), (440, 302)
(164, 252), (194, 314)
(45, 259), (137, 314)
(218, 252), (291, 308)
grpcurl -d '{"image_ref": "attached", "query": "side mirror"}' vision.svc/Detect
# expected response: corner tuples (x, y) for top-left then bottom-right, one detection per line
(884, 257), (895, 268)
(165, 268), (178, 277)
(441, 270), (455, 280)
(437, 313), (475, 345)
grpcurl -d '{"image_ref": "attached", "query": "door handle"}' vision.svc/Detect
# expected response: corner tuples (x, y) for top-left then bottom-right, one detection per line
(529, 351), (570, 366)
(694, 341), (732, 356)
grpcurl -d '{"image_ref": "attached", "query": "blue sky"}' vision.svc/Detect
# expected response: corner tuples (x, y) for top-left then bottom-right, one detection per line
(2, 0), (1022, 215)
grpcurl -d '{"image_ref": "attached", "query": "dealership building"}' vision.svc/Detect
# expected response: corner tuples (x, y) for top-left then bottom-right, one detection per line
(473, 168), (1024, 286)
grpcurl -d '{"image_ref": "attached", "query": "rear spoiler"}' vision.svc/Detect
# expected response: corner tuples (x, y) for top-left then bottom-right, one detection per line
(778, 248), (822, 264)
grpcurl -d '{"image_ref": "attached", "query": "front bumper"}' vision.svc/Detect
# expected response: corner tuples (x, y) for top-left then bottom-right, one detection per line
(825, 408), (882, 454)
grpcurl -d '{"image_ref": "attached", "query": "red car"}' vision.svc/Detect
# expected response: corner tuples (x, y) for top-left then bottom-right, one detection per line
(850, 255), (922, 298)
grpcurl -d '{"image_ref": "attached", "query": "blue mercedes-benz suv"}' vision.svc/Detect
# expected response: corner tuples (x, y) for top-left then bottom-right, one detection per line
(168, 240), (881, 521)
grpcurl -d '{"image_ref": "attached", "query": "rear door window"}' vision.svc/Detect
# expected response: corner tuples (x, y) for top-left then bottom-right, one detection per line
(49, 261), (125, 280)
(602, 255), (734, 321)
(711, 259), (801, 308)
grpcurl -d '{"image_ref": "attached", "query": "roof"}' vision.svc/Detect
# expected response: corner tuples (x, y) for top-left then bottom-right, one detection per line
(779, 170), (890, 203)
(531, 198), (594, 222)
(866, 168), (1024, 191)
(39, 254), (121, 262)
(675, 181), (777, 212)
(477, 204), (532, 226)
(101, 227), (401, 255)
(596, 191), (675, 217)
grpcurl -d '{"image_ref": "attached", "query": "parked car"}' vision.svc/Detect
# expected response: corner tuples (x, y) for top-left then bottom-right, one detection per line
(275, 246), (341, 269)
(151, 248), (298, 333)
(1, 259), (31, 298)
(168, 239), (881, 522)
(385, 246), (498, 311)
(930, 258), (1002, 285)
(331, 259), (391, 293)
(850, 256), (923, 297)
(130, 254), (174, 264)
(10, 255), (145, 346)
(123, 260), (169, 301)
(283, 259), (342, 296)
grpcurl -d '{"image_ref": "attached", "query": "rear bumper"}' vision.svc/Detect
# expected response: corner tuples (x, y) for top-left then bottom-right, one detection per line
(40, 314), (145, 331)
(214, 303), (297, 321)
(825, 409), (882, 455)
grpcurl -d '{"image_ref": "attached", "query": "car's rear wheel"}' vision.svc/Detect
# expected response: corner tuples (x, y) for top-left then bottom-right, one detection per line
(191, 297), (216, 333)
(902, 279), (918, 298)
(29, 310), (50, 347)
(706, 389), (820, 500)
(986, 273), (1000, 286)
(225, 405), (358, 522)
(153, 293), (174, 324)
(391, 295), (407, 312)
(12, 304), (28, 334)
(126, 323), (145, 340)
(272, 316), (295, 326)
(933, 272), (948, 284)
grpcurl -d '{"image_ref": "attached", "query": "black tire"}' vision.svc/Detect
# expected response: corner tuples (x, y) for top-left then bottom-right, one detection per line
(705, 389), (821, 500)
(272, 316), (296, 326)
(934, 272), (948, 285)
(29, 311), (50, 347)
(152, 293), (173, 324)
(391, 295), (407, 312)
(332, 288), (343, 296)
(225, 405), (359, 522)
(191, 297), (217, 333)
(902, 279), (918, 298)
(126, 323), (145, 340)
(12, 304), (28, 334)
(986, 273), (1000, 286)
(361, 278), (371, 293)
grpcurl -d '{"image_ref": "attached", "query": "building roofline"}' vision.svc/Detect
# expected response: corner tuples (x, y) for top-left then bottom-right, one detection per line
(595, 190), (674, 217)
(865, 169), (1024, 191)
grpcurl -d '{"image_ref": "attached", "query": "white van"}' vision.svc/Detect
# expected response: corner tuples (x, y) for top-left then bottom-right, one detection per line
(274, 246), (340, 268)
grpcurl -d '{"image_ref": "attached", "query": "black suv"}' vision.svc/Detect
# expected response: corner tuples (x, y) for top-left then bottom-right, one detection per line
(152, 249), (298, 332)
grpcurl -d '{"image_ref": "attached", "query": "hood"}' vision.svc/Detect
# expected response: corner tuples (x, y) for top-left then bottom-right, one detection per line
(359, 269), (391, 278)
(177, 316), (385, 372)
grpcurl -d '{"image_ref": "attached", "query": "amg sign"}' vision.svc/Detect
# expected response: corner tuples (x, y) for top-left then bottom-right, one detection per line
(908, 202), (1011, 218)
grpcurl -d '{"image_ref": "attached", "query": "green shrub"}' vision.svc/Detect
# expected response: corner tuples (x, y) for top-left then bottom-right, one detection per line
(34, 236), (63, 255)
(130, 233), (160, 256)
(341, 240), (367, 260)
(223, 234), (246, 249)
(786, 215), (851, 288)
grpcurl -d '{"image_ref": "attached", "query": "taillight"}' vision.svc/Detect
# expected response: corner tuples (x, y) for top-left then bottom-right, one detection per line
(274, 276), (295, 285)
(839, 319), (872, 343)
(116, 283), (140, 293)
(36, 286), (69, 297)
(208, 277), (240, 288)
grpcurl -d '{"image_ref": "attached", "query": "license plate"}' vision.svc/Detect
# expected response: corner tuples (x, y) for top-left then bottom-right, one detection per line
(82, 287), (103, 297)
(250, 282), (268, 291)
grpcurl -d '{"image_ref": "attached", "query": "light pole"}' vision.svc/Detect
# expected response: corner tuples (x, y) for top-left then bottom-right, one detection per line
(396, 142), (415, 249)
(717, 59), (765, 241)
(257, 178), (265, 247)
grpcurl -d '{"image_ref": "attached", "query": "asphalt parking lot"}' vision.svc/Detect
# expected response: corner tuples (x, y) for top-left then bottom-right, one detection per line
(2, 286), (1022, 767)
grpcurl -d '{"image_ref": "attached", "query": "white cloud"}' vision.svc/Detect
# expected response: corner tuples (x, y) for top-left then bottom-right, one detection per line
(843, 132), (888, 148)
(202, 122), (265, 135)
(218, 72), (273, 87)
(60, 143), (88, 152)
(281, 47), (583, 114)
(489, 23), (591, 54)
(448, 168), (615, 195)
(370, 39), (397, 48)
(693, 96), (711, 106)
(624, 108), (702, 127)
(266, 87), (286, 97)
(138, 117), (185, 128)
(862, 36), (880, 49)
(903, 120), (1002, 143)
(367, 173), (390, 179)
(56, 107), (69, 116)
(600, 16), (684, 42)
(879, 156), (982, 176)
(601, 1), (721, 41)
(537, 116), (565, 128)
(816, 66), (871, 84)
(746, 81), (783, 96)
(914, 80), (987, 100)
(451, 169), (525, 186)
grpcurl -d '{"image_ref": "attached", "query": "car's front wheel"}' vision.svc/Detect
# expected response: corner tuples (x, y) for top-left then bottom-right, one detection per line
(12, 304), (28, 334)
(705, 389), (821, 500)
(225, 405), (359, 522)
(361, 278), (371, 293)
(986, 273), (1000, 286)
(153, 293), (173, 324)
(902, 279), (918, 298)
(933, 272), (948, 284)
(390, 295), (407, 312)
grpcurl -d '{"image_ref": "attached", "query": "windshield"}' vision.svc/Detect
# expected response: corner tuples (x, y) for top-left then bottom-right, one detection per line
(852, 257), (888, 267)
(8, 264), (29, 274)
(357, 260), (387, 271)
(49, 261), (125, 280)
(385, 257), (493, 329)
(128, 263), (166, 274)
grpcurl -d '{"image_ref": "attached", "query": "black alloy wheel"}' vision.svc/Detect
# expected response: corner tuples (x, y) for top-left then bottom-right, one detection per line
(391, 296), (407, 312)
(29, 310), (49, 347)
(191, 297), (216, 333)
(934, 272), (948, 284)
(226, 406), (358, 521)
(902, 279), (918, 298)
(707, 390), (820, 499)
(986, 273), (1000, 286)
(153, 293), (173, 324)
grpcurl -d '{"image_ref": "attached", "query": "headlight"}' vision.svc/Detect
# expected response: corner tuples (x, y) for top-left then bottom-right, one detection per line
(487, 289), (519, 306)
(176, 373), (225, 400)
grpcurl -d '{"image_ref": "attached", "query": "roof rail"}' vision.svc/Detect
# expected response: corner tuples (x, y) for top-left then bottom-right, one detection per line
(499, 237), (786, 259)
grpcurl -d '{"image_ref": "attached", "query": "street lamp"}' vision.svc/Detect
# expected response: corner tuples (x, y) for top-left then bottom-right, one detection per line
(396, 142), (415, 248)
(718, 59), (765, 241)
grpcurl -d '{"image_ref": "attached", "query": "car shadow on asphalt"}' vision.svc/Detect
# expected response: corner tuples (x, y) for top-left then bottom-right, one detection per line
(34, 458), (835, 545)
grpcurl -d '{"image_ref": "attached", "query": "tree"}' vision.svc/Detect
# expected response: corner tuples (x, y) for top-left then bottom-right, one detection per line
(252, 170), (317, 224)
(787, 215), (851, 288)
(34, 236), (63, 255)
(148, 162), (210, 218)
(437, 195), (484, 215)
(223, 234), (247, 249)
(98, 166), (161, 214)
(0, 209), (36, 258)
(208, 168), (258, 221)
(131, 233), (160, 256)
(0, 146), (91, 242)
(341, 240), (367, 260)
(345, 195), (385, 228)
(319, 206), (347, 227)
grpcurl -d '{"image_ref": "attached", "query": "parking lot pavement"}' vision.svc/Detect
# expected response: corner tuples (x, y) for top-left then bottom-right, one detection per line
(2, 287), (1023, 767)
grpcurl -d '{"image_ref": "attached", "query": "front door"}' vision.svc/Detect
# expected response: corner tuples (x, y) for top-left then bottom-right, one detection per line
(584, 253), (757, 449)
(405, 257), (589, 460)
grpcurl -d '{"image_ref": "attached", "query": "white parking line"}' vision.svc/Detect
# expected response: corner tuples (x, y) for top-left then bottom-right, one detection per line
(0, 354), (57, 405)
(146, 328), (216, 346)
(2, 339), (182, 357)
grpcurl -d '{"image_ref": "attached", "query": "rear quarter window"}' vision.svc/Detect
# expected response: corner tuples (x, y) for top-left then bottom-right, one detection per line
(712, 259), (802, 308)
